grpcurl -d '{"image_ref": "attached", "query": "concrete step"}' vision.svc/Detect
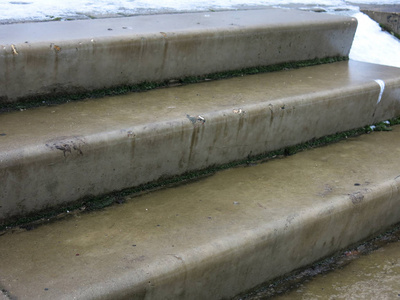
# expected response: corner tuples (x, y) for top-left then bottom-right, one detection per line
(1, 125), (400, 299)
(1, 60), (400, 224)
(360, 6), (400, 37)
(0, 8), (357, 103)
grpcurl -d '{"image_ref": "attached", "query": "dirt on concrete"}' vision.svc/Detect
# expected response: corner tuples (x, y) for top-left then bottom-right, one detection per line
(234, 222), (400, 299)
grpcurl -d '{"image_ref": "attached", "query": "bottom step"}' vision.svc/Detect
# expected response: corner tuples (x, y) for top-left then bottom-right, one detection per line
(1, 126), (400, 299)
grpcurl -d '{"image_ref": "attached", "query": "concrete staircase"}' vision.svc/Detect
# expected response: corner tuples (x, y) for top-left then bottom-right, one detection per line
(1, 8), (400, 300)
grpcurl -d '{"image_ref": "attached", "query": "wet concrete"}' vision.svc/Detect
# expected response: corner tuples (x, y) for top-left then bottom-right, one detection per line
(282, 242), (400, 299)
(272, 237), (400, 299)
(2, 126), (400, 299)
(236, 222), (400, 300)
(2, 60), (400, 223)
(0, 8), (356, 102)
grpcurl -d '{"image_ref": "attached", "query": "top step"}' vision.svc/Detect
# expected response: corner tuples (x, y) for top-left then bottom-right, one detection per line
(0, 9), (357, 103)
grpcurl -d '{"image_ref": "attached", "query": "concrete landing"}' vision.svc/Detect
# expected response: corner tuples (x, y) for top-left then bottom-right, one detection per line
(1, 125), (400, 299)
(0, 8), (357, 103)
(1, 60), (400, 224)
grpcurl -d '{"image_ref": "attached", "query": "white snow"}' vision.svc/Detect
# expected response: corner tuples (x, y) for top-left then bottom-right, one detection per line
(1, 0), (399, 68)
(350, 12), (400, 68)
(345, 0), (398, 3)
(1, 0), (399, 21)
(374, 79), (385, 104)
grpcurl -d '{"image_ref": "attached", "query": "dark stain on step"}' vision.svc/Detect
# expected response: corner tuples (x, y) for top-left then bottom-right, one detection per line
(45, 136), (85, 157)
(349, 191), (364, 205)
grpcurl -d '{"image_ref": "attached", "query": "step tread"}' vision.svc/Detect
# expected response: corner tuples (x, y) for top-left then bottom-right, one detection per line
(1, 60), (399, 154)
(1, 126), (400, 299)
(0, 9), (352, 44)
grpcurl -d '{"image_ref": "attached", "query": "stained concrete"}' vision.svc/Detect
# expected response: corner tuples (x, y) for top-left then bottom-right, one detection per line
(0, 8), (357, 102)
(1, 126), (400, 299)
(1, 60), (400, 223)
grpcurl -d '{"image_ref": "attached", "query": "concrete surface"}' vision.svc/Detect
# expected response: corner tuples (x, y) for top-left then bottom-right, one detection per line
(0, 294), (8, 300)
(275, 240), (400, 299)
(1, 125), (400, 299)
(357, 4), (400, 14)
(1, 60), (400, 224)
(361, 7), (400, 37)
(0, 8), (357, 103)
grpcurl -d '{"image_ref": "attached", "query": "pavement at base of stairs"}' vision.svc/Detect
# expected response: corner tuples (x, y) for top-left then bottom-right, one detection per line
(1, 125), (400, 299)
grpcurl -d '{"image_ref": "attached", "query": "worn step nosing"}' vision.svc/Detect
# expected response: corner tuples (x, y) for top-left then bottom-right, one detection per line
(1, 80), (395, 164)
(2, 72), (399, 161)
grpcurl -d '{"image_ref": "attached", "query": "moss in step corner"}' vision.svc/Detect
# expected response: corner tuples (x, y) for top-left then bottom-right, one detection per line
(379, 23), (400, 40)
(0, 56), (348, 114)
(2, 114), (398, 232)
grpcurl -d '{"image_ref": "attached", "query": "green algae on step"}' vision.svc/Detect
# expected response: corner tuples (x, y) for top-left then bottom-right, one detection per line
(0, 9), (357, 103)
(1, 61), (400, 226)
(0, 56), (348, 113)
(1, 117), (399, 231)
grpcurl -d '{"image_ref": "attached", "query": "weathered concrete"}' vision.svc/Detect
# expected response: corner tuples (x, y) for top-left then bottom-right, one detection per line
(0, 9), (357, 103)
(358, 4), (400, 13)
(0, 293), (8, 300)
(361, 8), (400, 37)
(1, 60), (400, 223)
(275, 240), (400, 299)
(1, 126), (400, 299)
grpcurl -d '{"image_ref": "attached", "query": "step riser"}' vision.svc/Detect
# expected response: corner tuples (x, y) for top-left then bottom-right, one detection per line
(0, 9), (357, 103)
(2, 76), (399, 223)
